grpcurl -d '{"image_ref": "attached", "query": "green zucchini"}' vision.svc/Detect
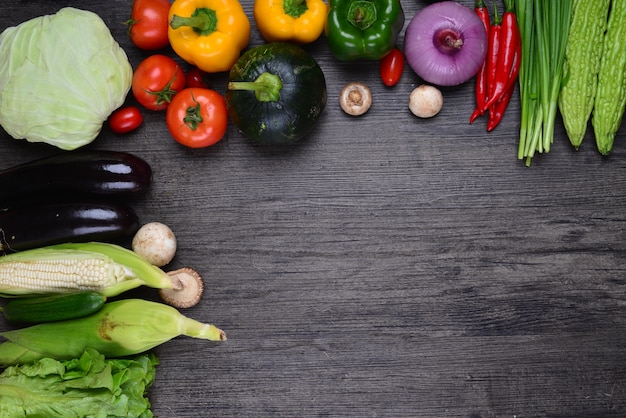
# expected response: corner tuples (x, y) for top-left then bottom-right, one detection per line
(225, 42), (327, 145)
(1, 291), (106, 323)
(592, 0), (626, 155)
(558, 0), (610, 149)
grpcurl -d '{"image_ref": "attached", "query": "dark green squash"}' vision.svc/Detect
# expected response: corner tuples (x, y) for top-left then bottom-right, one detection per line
(225, 42), (327, 145)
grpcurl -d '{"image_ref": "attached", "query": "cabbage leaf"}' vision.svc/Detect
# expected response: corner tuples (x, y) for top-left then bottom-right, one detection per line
(0, 8), (133, 150)
(0, 347), (158, 418)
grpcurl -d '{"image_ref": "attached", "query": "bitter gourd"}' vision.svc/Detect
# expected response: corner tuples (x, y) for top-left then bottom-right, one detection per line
(592, 0), (626, 155)
(558, 0), (610, 149)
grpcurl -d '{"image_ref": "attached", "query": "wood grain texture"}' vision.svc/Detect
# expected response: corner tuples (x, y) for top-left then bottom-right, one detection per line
(1, 0), (626, 417)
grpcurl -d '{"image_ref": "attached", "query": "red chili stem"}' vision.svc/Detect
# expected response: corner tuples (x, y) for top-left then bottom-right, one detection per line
(481, 0), (521, 111)
(469, 0), (491, 124)
(487, 83), (515, 132)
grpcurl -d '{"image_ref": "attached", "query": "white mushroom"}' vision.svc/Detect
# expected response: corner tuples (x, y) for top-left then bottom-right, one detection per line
(131, 222), (177, 267)
(409, 84), (443, 118)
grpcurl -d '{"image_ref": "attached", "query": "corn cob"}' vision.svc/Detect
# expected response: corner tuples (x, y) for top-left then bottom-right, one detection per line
(0, 242), (175, 297)
(558, 0), (610, 149)
(0, 298), (226, 366)
(592, 0), (626, 155)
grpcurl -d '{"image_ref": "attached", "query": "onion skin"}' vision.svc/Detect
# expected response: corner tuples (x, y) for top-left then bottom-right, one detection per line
(404, 1), (488, 86)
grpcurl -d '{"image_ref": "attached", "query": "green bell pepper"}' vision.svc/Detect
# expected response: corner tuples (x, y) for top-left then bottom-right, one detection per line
(325, 0), (405, 61)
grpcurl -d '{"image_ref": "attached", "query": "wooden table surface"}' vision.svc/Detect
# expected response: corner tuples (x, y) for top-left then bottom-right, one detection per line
(2, 0), (626, 416)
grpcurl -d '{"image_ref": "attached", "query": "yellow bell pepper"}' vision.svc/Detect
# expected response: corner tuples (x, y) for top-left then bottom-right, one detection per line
(168, 0), (251, 73)
(254, 0), (328, 44)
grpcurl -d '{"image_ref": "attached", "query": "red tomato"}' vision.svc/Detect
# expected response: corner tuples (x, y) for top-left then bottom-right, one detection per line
(109, 106), (144, 134)
(127, 0), (171, 50)
(186, 67), (211, 89)
(166, 88), (228, 148)
(132, 55), (186, 111)
(380, 48), (405, 87)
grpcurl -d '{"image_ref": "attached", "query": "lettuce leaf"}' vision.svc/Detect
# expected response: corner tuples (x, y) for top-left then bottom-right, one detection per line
(0, 347), (158, 418)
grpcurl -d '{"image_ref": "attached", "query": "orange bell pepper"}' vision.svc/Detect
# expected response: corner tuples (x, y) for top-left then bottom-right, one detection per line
(168, 0), (251, 73)
(253, 0), (328, 44)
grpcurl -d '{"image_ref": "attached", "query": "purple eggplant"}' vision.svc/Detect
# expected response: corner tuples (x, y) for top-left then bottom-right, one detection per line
(0, 150), (152, 202)
(0, 199), (140, 252)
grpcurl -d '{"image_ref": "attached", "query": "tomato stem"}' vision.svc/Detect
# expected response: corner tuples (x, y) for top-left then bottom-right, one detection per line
(147, 71), (181, 106)
(183, 101), (203, 130)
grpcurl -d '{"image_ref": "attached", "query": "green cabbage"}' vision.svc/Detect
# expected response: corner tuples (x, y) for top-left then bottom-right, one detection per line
(0, 347), (158, 417)
(0, 8), (133, 150)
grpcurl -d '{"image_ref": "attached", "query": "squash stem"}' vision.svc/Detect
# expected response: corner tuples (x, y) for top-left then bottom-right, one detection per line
(228, 72), (283, 102)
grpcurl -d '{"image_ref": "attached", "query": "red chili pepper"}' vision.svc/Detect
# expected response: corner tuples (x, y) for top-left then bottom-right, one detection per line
(469, 0), (491, 124)
(481, 0), (520, 112)
(484, 3), (501, 110)
(487, 84), (515, 131)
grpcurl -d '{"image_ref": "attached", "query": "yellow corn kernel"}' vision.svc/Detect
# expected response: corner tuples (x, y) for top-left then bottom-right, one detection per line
(0, 242), (175, 297)
(0, 255), (126, 293)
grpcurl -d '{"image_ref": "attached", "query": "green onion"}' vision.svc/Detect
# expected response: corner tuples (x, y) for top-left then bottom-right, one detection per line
(515, 0), (573, 166)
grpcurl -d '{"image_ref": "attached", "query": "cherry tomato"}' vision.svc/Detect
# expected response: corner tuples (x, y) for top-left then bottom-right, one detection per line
(380, 48), (405, 87)
(166, 88), (228, 148)
(127, 0), (171, 50)
(186, 67), (211, 89)
(109, 106), (144, 134)
(132, 54), (186, 111)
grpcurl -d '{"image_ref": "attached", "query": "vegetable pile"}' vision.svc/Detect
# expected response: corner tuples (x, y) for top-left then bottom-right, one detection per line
(0, 150), (223, 415)
(1, 0), (624, 157)
(2, 0), (626, 414)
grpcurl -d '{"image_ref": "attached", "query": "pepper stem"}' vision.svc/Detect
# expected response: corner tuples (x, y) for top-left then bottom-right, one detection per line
(283, 0), (308, 18)
(228, 72), (283, 102)
(170, 8), (217, 36)
(347, 0), (377, 31)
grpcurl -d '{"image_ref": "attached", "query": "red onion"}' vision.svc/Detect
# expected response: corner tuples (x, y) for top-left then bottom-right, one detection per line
(404, 1), (488, 86)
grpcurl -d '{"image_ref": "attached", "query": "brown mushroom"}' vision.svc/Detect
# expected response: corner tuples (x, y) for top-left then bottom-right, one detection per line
(159, 267), (204, 308)
(339, 82), (372, 116)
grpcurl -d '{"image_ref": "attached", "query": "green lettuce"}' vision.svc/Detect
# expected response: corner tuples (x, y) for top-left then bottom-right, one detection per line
(0, 8), (132, 150)
(0, 347), (158, 418)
